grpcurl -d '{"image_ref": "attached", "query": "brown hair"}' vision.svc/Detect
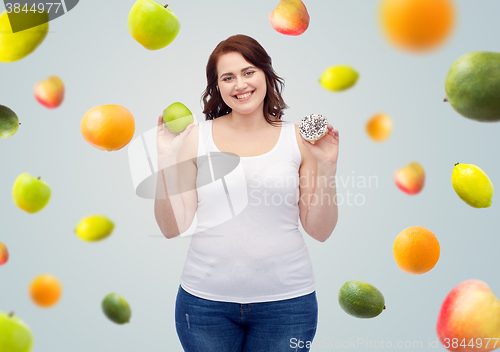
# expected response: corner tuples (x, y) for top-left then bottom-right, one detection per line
(201, 34), (288, 127)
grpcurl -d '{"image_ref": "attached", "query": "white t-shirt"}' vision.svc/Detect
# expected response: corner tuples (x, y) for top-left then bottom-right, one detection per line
(179, 119), (315, 303)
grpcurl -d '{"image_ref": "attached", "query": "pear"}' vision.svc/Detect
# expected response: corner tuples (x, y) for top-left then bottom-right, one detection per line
(0, 10), (49, 63)
(437, 280), (500, 352)
(269, 0), (310, 36)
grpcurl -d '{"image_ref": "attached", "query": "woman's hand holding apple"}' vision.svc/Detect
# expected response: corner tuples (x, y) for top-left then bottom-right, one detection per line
(156, 114), (194, 169)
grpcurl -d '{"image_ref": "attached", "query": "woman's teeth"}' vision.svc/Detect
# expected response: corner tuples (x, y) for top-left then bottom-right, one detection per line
(235, 92), (252, 99)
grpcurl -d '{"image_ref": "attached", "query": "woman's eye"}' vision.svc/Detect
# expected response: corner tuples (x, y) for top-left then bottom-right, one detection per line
(222, 77), (233, 82)
(245, 71), (255, 76)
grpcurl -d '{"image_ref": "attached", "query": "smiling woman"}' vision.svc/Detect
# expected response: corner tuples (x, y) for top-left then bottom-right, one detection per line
(201, 34), (287, 126)
(155, 34), (340, 352)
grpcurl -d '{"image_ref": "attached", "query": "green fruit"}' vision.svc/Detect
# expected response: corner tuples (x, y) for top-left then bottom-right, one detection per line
(445, 51), (500, 122)
(0, 105), (19, 139)
(451, 163), (494, 208)
(319, 65), (359, 92)
(338, 280), (386, 318)
(12, 173), (51, 214)
(0, 10), (49, 63)
(0, 311), (34, 352)
(127, 0), (181, 51)
(163, 102), (194, 134)
(74, 215), (115, 242)
(102, 293), (132, 324)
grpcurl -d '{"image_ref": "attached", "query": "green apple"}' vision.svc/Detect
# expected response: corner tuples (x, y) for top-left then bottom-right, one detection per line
(163, 102), (194, 134)
(127, 0), (181, 50)
(0, 311), (34, 352)
(12, 173), (51, 214)
(0, 105), (19, 139)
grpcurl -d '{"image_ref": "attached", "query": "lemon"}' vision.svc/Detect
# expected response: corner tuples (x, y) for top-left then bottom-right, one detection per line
(74, 215), (115, 242)
(319, 65), (359, 92)
(451, 163), (494, 208)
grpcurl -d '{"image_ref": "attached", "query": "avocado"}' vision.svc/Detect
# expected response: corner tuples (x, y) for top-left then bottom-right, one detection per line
(338, 280), (386, 318)
(445, 51), (500, 122)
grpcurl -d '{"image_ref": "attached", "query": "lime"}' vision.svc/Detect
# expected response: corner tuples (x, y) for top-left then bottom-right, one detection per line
(338, 280), (386, 318)
(101, 293), (131, 324)
(319, 65), (359, 92)
(452, 163), (494, 208)
(74, 215), (114, 242)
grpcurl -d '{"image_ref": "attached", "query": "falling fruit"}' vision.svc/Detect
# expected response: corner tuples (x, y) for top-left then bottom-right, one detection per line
(338, 280), (386, 318)
(127, 0), (181, 50)
(0, 104), (20, 139)
(451, 163), (494, 208)
(378, 0), (456, 53)
(33, 76), (65, 109)
(0, 10), (49, 62)
(319, 65), (359, 92)
(393, 226), (440, 275)
(0, 311), (34, 352)
(366, 113), (392, 142)
(394, 162), (425, 195)
(12, 173), (51, 214)
(29, 274), (62, 308)
(437, 280), (500, 352)
(269, 0), (310, 36)
(80, 105), (135, 151)
(74, 215), (115, 242)
(444, 51), (500, 122)
(102, 293), (132, 324)
(0, 242), (9, 265)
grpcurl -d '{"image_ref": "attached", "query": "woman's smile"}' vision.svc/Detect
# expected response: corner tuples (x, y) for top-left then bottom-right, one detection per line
(233, 90), (254, 101)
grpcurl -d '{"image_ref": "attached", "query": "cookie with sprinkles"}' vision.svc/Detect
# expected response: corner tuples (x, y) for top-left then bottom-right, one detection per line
(299, 114), (329, 144)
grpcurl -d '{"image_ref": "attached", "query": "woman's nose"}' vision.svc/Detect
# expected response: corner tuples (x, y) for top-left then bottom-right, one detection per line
(234, 77), (248, 90)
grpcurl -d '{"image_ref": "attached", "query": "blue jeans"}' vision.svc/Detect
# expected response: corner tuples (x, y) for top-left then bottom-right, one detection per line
(175, 285), (318, 352)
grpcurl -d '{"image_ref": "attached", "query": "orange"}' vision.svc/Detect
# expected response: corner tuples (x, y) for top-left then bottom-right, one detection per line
(29, 274), (62, 307)
(393, 226), (440, 274)
(379, 0), (456, 52)
(366, 113), (392, 142)
(81, 105), (135, 151)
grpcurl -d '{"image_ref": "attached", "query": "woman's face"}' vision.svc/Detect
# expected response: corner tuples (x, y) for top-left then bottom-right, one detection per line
(216, 51), (267, 117)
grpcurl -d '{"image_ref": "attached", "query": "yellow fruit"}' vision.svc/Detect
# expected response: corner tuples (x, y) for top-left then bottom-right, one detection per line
(393, 226), (440, 275)
(0, 10), (49, 62)
(319, 65), (359, 92)
(80, 105), (135, 151)
(379, 0), (456, 52)
(29, 274), (62, 307)
(75, 215), (115, 242)
(366, 113), (392, 142)
(451, 163), (494, 208)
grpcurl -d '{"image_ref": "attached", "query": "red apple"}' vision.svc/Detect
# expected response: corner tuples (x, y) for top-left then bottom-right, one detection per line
(33, 76), (64, 108)
(437, 280), (500, 352)
(269, 0), (310, 36)
(0, 241), (8, 265)
(394, 162), (425, 195)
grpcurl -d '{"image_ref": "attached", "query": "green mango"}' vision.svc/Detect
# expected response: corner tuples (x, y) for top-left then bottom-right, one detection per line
(445, 51), (500, 122)
(0, 10), (49, 63)
(0, 104), (19, 139)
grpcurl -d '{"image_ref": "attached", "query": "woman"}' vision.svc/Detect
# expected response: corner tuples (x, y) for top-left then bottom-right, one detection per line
(155, 34), (339, 352)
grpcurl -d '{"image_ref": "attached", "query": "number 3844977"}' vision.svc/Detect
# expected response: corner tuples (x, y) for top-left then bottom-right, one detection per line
(443, 338), (499, 349)
(5, 3), (62, 14)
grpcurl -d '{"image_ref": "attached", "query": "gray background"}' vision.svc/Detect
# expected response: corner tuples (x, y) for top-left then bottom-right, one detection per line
(1, 0), (500, 351)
